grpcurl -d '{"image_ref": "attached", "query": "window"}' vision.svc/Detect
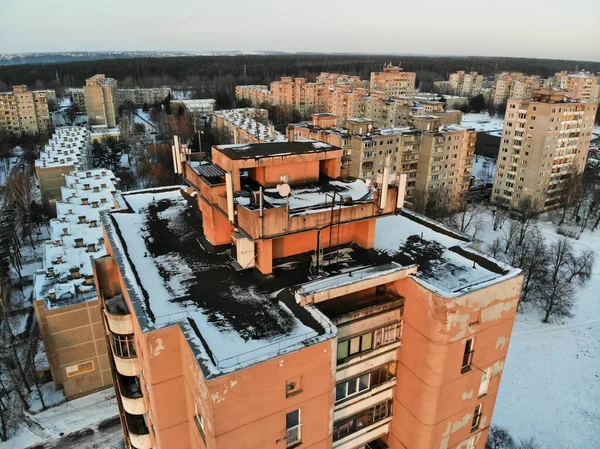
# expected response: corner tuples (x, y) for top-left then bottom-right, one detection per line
(332, 400), (393, 441)
(471, 404), (482, 432)
(194, 403), (206, 444)
(478, 368), (491, 397)
(286, 409), (301, 447)
(335, 373), (370, 402)
(286, 378), (303, 398)
(337, 332), (372, 362)
(110, 333), (136, 358)
(461, 338), (474, 373)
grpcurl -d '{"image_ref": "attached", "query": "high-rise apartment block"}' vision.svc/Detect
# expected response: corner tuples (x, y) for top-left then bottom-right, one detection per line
(34, 168), (119, 399)
(550, 71), (599, 102)
(117, 87), (172, 107)
(0, 85), (52, 135)
(370, 63), (416, 97)
(84, 74), (118, 128)
(448, 71), (484, 96)
(491, 73), (541, 105)
(213, 108), (286, 144)
(71, 88), (87, 112)
(288, 113), (472, 208)
(491, 89), (597, 210)
(94, 140), (521, 449)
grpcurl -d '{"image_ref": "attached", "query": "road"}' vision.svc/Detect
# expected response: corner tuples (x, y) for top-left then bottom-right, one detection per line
(32, 420), (124, 449)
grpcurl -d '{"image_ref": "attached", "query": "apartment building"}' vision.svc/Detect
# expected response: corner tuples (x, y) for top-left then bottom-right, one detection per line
(0, 85), (52, 135)
(491, 73), (541, 105)
(93, 140), (522, 449)
(491, 88), (597, 210)
(212, 108), (285, 144)
(550, 71), (599, 102)
(70, 88), (87, 112)
(448, 71), (484, 96)
(235, 85), (272, 106)
(33, 168), (120, 399)
(370, 63), (416, 98)
(35, 126), (92, 204)
(172, 99), (216, 117)
(84, 74), (118, 128)
(414, 123), (477, 210)
(117, 87), (171, 107)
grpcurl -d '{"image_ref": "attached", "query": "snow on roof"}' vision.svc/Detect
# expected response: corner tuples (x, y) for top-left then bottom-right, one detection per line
(215, 140), (339, 160)
(35, 127), (91, 169)
(103, 187), (335, 378)
(34, 168), (120, 308)
(213, 108), (286, 143)
(374, 210), (520, 295)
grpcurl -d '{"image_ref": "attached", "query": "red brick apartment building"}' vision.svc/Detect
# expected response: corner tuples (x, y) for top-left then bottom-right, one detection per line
(94, 141), (522, 449)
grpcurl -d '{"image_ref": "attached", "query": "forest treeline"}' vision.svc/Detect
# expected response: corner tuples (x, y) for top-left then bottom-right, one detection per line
(1, 54), (599, 106)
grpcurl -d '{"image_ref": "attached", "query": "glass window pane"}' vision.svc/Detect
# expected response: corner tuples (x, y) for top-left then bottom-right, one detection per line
(337, 341), (348, 360)
(361, 333), (372, 351)
(335, 384), (346, 402)
(359, 374), (370, 391)
(347, 379), (357, 395)
(349, 337), (361, 355)
(286, 410), (299, 428)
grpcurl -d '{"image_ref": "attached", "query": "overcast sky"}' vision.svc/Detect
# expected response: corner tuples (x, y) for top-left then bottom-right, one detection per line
(1, 0), (599, 61)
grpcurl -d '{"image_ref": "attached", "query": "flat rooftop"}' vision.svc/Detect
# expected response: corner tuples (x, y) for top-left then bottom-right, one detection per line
(103, 187), (335, 378)
(104, 187), (519, 377)
(214, 140), (339, 160)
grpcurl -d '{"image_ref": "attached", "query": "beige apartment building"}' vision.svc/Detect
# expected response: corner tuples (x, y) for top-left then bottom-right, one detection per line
(117, 87), (171, 107)
(491, 73), (541, 105)
(0, 85), (52, 135)
(93, 140), (521, 449)
(84, 74), (118, 128)
(449, 71), (484, 96)
(370, 63), (416, 98)
(491, 89), (597, 210)
(213, 108), (285, 144)
(70, 89), (87, 112)
(235, 85), (272, 106)
(551, 71), (599, 102)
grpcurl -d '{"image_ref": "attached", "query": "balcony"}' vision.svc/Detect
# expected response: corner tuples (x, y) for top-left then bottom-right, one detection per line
(111, 333), (140, 376)
(125, 412), (152, 449)
(118, 373), (146, 415)
(332, 400), (393, 449)
(104, 294), (133, 335)
(286, 424), (302, 448)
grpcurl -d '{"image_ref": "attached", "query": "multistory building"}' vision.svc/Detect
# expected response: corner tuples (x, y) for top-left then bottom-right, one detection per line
(35, 126), (92, 204)
(84, 74), (118, 128)
(550, 71), (599, 102)
(93, 140), (522, 449)
(172, 99), (216, 117)
(235, 85), (272, 106)
(33, 168), (120, 399)
(491, 73), (541, 105)
(369, 63), (416, 98)
(0, 85), (52, 135)
(70, 88), (87, 112)
(212, 108), (285, 144)
(492, 88), (597, 210)
(448, 71), (484, 96)
(117, 87), (171, 107)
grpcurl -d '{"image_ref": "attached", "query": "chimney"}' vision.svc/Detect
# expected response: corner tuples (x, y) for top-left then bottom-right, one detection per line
(84, 184), (90, 191)
(84, 275), (95, 286)
(81, 198), (88, 205)
(48, 289), (56, 301)
(93, 186), (99, 192)
(55, 239), (61, 247)
(69, 267), (81, 279)
(98, 236), (105, 245)
(90, 220), (97, 228)
(62, 227), (69, 236)
(47, 267), (55, 277)
(87, 243), (96, 252)
(78, 215), (86, 224)
(74, 238), (83, 248)
(92, 201), (99, 209)
(56, 255), (63, 264)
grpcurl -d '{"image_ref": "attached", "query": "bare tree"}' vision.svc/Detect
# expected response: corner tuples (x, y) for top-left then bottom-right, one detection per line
(486, 426), (515, 449)
(453, 199), (485, 235)
(491, 206), (509, 231)
(423, 186), (455, 222)
(566, 250), (595, 283)
(502, 220), (520, 255)
(515, 197), (539, 246)
(487, 238), (502, 259)
(512, 231), (549, 306)
(557, 169), (583, 226)
(539, 239), (577, 323)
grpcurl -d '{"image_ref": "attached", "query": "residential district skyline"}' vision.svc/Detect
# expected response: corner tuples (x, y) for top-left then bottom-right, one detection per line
(1, 0), (599, 61)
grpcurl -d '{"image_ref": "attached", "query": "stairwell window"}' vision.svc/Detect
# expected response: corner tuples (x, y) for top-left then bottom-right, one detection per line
(461, 338), (474, 373)
(471, 404), (482, 432)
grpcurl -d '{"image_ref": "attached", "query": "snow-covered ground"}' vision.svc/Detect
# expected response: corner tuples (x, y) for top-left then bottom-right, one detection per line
(466, 210), (600, 449)
(471, 155), (496, 186)
(0, 387), (120, 449)
(134, 109), (156, 130)
(461, 112), (504, 133)
(0, 156), (20, 186)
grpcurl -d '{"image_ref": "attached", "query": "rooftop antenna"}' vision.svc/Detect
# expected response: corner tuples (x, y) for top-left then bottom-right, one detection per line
(243, 64), (247, 79)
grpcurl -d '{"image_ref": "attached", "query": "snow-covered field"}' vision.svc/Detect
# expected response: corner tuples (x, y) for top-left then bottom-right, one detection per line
(471, 155), (496, 186)
(461, 112), (505, 132)
(470, 211), (600, 449)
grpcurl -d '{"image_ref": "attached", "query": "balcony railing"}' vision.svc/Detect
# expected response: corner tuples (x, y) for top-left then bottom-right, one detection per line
(333, 400), (393, 442)
(286, 424), (302, 447)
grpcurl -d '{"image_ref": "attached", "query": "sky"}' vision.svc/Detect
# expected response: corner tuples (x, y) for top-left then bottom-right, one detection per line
(1, 0), (599, 62)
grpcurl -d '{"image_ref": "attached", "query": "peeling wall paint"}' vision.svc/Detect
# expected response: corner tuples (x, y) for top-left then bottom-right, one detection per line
(462, 390), (473, 400)
(495, 335), (509, 350)
(481, 299), (519, 323)
(150, 337), (165, 357)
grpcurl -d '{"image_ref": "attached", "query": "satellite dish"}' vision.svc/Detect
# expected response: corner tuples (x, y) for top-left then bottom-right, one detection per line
(280, 174), (289, 183)
(277, 183), (291, 197)
(368, 124), (373, 131)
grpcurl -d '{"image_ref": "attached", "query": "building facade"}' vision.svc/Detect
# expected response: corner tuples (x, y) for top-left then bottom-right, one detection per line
(491, 89), (597, 210)
(84, 74), (118, 128)
(117, 87), (171, 107)
(212, 108), (285, 144)
(0, 85), (52, 135)
(491, 73), (541, 105)
(370, 64), (416, 98)
(550, 71), (599, 102)
(94, 140), (521, 449)
(71, 88), (87, 112)
(448, 71), (484, 96)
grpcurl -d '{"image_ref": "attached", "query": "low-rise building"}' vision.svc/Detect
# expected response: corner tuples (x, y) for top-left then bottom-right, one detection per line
(0, 85), (52, 135)
(492, 88), (597, 210)
(33, 168), (120, 399)
(212, 108), (285, 144)
(93, 140), (522, 449)
(171, 99), (216, 117)
(117, 87), (171, 107)
(35, 126), (92, 205)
